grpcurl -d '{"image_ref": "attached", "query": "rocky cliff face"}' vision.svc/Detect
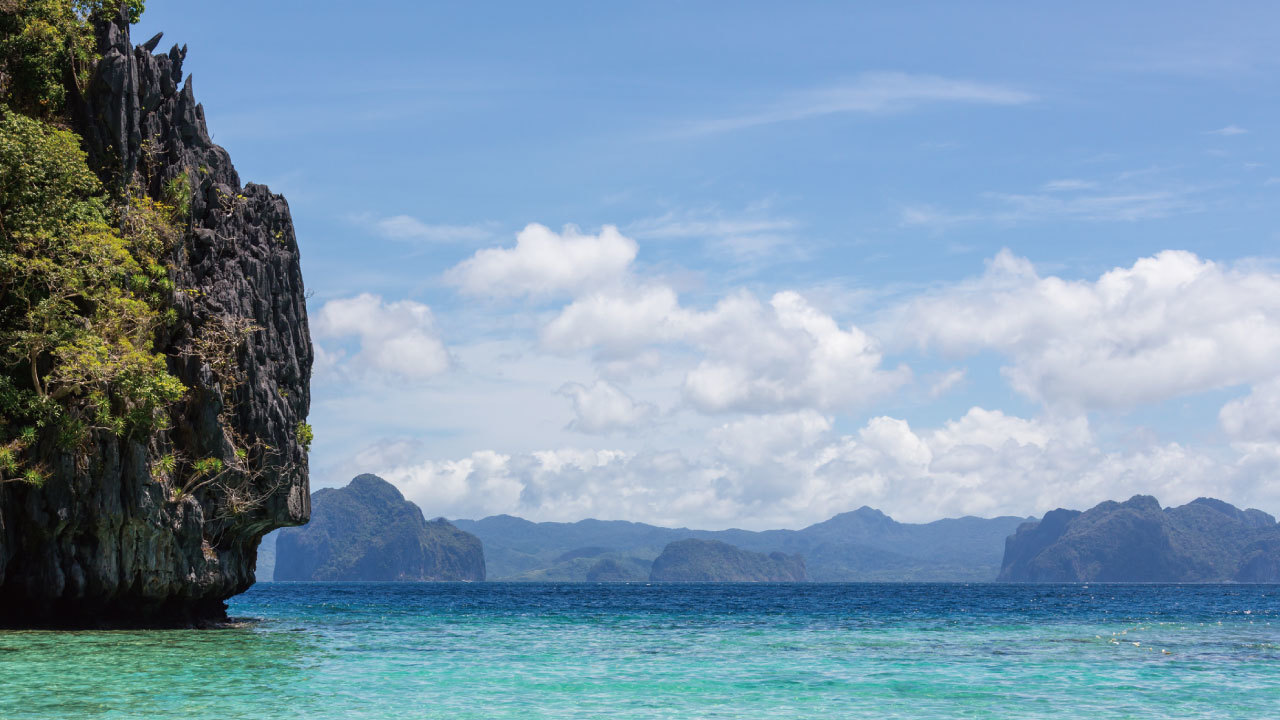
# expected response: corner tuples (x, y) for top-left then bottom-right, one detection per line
(998, 496), (1280, 582)
(274, 475), (485, 582)
(0, 9), (311, 625)
(649, 539), (807, 582)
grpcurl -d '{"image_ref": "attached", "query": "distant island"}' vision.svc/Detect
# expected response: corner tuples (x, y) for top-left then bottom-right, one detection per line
(452, 507), (1029, 582)
(649, 539), (807, 582)
(999, 496), (1280, 582)
(258, 490), (1280, 584)
(274, 475), (485, 581)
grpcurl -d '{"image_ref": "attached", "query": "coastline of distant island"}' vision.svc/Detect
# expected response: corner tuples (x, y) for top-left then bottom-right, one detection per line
(262, 475), (1280, 584)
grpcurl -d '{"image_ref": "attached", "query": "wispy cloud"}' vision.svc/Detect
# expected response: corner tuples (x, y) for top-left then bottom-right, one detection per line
(899, 205), (981, 230)
(628, 211), (800, 263)
(984, 189), (1194, 223)
(359, 213), (498, 244)
(1206, 125), (1249, 136)
(1040, 179), (1098, 192)
(678, 72), (1035, 136)
(928, 369), (968, 398)
(901, 172), (1202, 229)
(630, 217), (796, 241)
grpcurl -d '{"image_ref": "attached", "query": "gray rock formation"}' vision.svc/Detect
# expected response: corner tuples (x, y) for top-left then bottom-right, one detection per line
(0, 8), (311, 625)
(274, 475), (485, 582)
(998, 496), (1280, 582)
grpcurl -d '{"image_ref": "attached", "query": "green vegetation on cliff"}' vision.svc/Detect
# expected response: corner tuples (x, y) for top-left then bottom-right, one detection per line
(0, 2), (298, 500)
(0, 1), (185, 487)
(0, 1), (144, 117)
(0, 1), (313, 625)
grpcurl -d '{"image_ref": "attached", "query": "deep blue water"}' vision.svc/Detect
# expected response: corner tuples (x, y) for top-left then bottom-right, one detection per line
(2, 583), (1278, 718)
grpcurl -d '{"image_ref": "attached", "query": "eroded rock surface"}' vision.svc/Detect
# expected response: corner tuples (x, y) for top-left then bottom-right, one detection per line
(0, 9), (311, 626)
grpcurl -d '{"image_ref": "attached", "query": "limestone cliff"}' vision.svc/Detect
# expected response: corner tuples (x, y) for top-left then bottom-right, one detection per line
(0, 9), (311, 625)
(998, 496), (1280, 582)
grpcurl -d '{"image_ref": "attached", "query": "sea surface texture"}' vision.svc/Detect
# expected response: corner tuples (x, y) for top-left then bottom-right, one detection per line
(2, 583), (1278, 718)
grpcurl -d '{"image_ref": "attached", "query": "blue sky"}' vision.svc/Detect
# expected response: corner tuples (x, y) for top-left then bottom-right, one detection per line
(137, 2), (1280, 528)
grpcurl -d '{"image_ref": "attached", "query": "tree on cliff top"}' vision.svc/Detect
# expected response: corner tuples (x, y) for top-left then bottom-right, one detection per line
(0, 1), (183, 486)
(0, 112), (185, 484)
(0, 1), (305, 534)
(0, 1), (145, 119)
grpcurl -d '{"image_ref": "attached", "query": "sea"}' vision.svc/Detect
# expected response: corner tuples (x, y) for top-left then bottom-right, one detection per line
(1, 583), (1277, 719)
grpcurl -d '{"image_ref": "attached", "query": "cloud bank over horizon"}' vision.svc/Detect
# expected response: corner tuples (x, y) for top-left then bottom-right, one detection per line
(307, 224), (1280, 529)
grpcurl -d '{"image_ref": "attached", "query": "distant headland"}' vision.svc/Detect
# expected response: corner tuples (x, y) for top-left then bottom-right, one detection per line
(260, 473), (1280, 584)
(274, 474), (484, 582)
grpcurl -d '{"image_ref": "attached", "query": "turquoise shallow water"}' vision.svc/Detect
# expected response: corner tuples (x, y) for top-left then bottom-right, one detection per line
(2, 583), (1278, 719)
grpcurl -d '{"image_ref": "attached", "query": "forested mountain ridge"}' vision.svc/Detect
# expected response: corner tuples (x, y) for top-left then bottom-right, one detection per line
(455, 507), (1029, 581)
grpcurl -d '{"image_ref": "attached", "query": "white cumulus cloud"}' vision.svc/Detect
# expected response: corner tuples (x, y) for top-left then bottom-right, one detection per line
(890, 249), (1280, 409)
(557, 379), (657, 434)
(545, 286), (910, 414)
(367, 405), (1274, 529)
(709, 411), (832, 466)
(446, 223), (638, 298)
(313, 294), (450, 380)
(1221, 379), (1280, 442)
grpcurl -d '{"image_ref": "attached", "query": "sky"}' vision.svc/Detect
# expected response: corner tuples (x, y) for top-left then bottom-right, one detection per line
(134, 1), (1280, 529)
